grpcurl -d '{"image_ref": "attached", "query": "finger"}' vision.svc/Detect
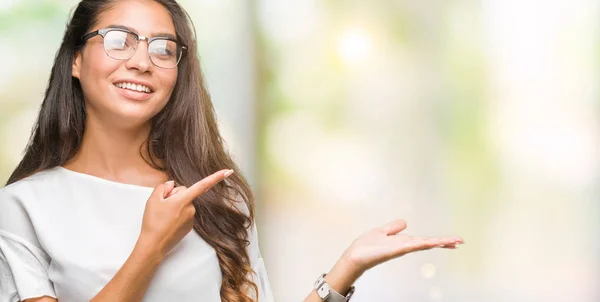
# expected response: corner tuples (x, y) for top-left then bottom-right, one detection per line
(150, 181), (174, 200)
(176, 169), (234, 204)
(410, 236), (430, 242)
(389, 236), (462, 259)
(441, 244), (457, 249)
(441, 242), (463, 249)
(437, 237), (464, 246)
(397, 237), (441, 253)
(162, 180), (176, 199)
(421, 237), (464, 249)
(412, 236), (463, 247)
(421, 238), (445, 249)
(379, 219), (407, 236)
(165, 186), (186, 198)
(422, 237), (463, 249)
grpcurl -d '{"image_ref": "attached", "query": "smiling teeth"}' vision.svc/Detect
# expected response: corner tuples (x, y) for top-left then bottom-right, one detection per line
(115, 82), (151, 93)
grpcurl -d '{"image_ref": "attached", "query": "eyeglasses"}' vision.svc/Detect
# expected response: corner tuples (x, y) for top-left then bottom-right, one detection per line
(82, 28), (187, 69)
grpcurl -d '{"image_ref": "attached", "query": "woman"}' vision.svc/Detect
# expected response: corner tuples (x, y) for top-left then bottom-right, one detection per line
(0, 0), (464, 301)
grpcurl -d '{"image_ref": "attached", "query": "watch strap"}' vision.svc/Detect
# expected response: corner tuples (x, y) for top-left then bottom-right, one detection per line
(314, 273), (355, 302)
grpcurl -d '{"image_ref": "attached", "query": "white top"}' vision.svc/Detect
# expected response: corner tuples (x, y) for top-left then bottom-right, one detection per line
(0, 167), (274, 302)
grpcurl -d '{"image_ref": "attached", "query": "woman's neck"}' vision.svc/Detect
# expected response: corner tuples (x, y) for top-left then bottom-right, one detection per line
(63, 118), (167, 187)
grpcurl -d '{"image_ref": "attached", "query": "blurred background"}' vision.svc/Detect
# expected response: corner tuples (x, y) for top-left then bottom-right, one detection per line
(1, 0), (599, 301)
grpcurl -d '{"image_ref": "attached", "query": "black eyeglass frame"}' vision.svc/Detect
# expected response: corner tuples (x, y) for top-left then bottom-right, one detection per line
(81, 27), (188, 69)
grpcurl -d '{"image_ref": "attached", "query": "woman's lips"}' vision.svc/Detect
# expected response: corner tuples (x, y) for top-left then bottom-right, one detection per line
(114, 85), (153, 101)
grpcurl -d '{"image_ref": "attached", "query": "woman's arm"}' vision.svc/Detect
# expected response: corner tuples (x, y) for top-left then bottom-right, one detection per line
(303, 255), (362, 302)
(21, 237), (162, 302)
(303, 219), (464, 302)
(89, 237), (163, 302)
(23, 296), (58, 302)
(23, 298), (57, 302)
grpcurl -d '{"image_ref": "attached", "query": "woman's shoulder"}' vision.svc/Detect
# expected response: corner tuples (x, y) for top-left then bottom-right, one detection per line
(0, 167), (67, 206)
(0, 167), (61, 191)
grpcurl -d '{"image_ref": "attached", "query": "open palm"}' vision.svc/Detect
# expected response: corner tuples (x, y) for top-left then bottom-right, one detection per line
(343, 219), (463, 272)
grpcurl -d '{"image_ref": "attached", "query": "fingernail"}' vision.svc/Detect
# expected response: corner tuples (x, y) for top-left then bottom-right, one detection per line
(224, 169), (234, 178)
(165, 180), (175, 185)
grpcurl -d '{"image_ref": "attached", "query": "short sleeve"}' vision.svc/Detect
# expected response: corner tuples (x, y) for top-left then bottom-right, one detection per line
(0, 188), (56, 302)
(234, 199), (274, 302)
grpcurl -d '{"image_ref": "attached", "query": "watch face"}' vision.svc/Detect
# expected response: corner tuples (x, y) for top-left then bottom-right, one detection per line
(316, 285), (331, 299)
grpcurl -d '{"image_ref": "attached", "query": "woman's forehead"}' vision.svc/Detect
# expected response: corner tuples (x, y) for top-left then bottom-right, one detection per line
(94, 0), (176, 37)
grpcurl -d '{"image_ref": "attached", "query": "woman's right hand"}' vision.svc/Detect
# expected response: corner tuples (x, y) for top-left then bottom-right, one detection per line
(138, 169), (234, 258)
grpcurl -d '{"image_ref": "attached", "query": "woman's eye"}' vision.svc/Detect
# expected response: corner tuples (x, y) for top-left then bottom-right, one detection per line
(149, 40), (177, 57)
(151, 47), (173, 56)
(107, 39), (127, 50)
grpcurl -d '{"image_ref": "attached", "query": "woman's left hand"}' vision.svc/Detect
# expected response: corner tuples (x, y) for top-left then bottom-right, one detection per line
(342, 219), (463, 274)
(304, 219), (463, 301)
(322, 218), (464, 296)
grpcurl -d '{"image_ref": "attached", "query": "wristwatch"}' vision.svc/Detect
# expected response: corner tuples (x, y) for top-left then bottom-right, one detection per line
(314, 273), (355, 302)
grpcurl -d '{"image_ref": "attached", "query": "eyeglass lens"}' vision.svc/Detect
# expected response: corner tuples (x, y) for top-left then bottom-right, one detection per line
(103, 30), (182, 68)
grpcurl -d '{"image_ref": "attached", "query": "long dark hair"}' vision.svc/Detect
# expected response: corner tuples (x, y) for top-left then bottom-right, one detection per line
(6, 0), (258, 301)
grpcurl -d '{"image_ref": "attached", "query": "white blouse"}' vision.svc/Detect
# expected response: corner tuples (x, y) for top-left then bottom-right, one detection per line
(0, 167), (274, 302)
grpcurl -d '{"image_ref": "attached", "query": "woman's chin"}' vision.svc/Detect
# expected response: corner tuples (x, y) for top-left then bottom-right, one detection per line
(99, 109), (155, 129)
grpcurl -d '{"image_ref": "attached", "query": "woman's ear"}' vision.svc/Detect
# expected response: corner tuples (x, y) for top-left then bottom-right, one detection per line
(72, 51), (82, 79)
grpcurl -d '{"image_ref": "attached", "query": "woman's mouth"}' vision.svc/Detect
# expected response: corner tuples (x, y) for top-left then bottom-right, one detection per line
(113, 81), (154, 101)
(114, 82), (153, 94)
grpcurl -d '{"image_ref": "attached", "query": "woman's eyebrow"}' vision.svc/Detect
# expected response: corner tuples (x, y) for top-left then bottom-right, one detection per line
(106, 24), (178, 40)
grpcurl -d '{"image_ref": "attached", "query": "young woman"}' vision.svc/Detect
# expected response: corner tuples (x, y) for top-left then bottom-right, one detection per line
(0, 0), (464, 301)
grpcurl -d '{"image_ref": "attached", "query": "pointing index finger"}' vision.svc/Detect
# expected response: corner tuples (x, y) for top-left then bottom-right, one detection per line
(176, 169), (234, 204)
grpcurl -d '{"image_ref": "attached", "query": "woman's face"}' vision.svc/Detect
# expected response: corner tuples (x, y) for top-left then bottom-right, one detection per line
(72, 0), (178, 129)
